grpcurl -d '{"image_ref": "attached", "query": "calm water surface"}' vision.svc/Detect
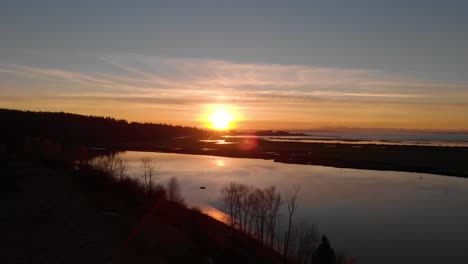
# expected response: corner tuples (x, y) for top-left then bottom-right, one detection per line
(120, 151), (468, 264)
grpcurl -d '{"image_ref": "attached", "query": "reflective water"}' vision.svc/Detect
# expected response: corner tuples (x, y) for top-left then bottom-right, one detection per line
(120, 151), (468, 264)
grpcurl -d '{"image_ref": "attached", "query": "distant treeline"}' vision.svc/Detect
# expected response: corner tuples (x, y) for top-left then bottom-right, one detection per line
(0, 109), (207, 146)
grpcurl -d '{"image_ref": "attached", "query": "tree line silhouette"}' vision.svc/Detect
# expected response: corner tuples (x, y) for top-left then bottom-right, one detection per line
(0, 109), (206, 147)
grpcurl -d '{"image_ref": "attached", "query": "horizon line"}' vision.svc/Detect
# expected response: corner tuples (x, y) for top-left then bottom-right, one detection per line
(3, 107), (468, 134)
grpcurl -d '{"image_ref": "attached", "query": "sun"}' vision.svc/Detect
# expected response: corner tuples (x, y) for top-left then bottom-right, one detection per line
(201, 104), (240, 130)
(209, 107), (233, 130)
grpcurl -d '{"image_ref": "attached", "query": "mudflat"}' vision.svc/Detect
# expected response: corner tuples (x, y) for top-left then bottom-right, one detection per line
(118, 138), (468, 178)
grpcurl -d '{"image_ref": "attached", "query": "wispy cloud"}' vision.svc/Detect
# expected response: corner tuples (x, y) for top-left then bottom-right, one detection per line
(1, 54), (468, 129)
(3, 54), (466, 97)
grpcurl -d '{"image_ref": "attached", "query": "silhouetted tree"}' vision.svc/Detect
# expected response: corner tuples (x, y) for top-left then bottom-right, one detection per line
(141, 157), (156, 195)
(264, 186), (282, 248)
(221, 182), (283, 246)
(115, 156), (127, 181)
(311, 235), (337, 264)
(90, 153), (127, 180)
(218, 182), (339, 263)
(250, 187), (267, 243)
(221, 182), (239, 228)
(0, 109), (206, 148)
(166, 177), (184, 204)
(295, 223), (319, 264)
(238, 184), (251, 232)
(284, 185), (301, 261)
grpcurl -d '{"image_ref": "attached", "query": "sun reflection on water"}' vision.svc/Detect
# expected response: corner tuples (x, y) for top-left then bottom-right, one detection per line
(201, 206), (230, 224)
(216, 159), (225, 167)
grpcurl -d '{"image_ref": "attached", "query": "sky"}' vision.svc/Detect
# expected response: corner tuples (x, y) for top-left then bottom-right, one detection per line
(1, 0), (468, 130)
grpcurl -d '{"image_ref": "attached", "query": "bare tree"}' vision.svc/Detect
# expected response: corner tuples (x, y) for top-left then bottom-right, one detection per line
(221, 182), (302, 255)
(251, 187), (267, 244)
(141, 157), (156, 195)
(221, 182), (238, 228)
(238, 184), (252, 233)
(90, 153), (127, 181)
(284, 185), (301, 261)
(107, 154), (119, 176)
(295, 223), (319, 264)
(115, 156), (127, 181)
(166, 177), (184, 204)
(222, 183), (266, 237)
(264, 185), (282, 248)
(90, 155), (109, 173)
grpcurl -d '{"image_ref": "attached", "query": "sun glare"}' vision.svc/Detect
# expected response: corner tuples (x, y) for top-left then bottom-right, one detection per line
(201, 104), (240, 130)
(209, 107), (233, 130)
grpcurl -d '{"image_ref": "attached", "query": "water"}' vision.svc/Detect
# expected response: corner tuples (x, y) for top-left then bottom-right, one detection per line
(224, 131), (468, 147)
(118, 151), (468, 264)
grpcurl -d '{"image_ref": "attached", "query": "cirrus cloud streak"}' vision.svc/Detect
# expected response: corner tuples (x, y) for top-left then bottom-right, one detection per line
(1, 54), (468, 129)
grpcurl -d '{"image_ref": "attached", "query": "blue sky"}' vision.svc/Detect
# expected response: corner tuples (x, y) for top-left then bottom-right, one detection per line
(1, 0), (468, 129)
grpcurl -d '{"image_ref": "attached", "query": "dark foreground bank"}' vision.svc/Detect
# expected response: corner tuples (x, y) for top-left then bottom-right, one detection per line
(0, 159), (283, 264)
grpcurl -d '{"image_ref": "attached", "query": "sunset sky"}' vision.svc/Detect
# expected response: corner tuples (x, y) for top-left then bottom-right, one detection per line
(1, 1), (468, 130)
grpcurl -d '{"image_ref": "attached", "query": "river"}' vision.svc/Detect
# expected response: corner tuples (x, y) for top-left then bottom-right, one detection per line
(115, 151), (468, 264)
